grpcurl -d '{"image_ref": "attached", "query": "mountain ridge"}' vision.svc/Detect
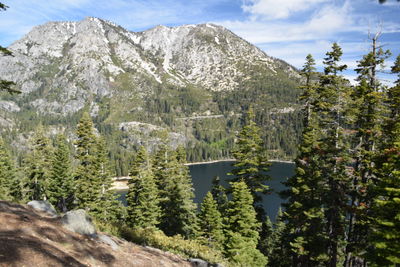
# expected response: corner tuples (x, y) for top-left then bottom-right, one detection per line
(0, 17), (302, 167)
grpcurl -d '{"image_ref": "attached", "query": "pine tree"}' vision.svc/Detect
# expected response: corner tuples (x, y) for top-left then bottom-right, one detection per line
(258, 216), (274, 260)
(24, 126), (53, 201)
(153, 144), (198, 238)
(74, 112), (121, 222)
(368, 54), (400, 265)
(198, 191), (225, 250)
(47, 134), (74, 212)
(126, 146), (160, 228)
(211, 175), (228, 216)
(225, 181), (267, 266)
(230, 106), (270, 216)
(74, 112), (101, 210)
(268, 209), (292, 267)
(344, 34), (391, 266)
(0, 138), (18, 200)
(317, 42), (352, 266)
(89, 137), (122, 223)
(281, 54), (328, 265)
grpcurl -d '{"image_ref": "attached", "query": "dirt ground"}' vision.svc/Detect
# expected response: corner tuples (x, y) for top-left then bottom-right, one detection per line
(0, 201), (191, 267)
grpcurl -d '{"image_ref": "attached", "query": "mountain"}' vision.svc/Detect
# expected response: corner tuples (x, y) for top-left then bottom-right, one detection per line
(0, 17), (302, 173)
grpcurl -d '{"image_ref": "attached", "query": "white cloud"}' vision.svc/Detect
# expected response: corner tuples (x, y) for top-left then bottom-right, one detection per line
(218, 2), (352, 44)
(306, 3), (351, 33)
(242, 0), (329, 20)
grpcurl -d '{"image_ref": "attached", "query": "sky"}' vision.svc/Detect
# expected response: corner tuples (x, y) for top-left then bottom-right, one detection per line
(1, 0), (400, 84)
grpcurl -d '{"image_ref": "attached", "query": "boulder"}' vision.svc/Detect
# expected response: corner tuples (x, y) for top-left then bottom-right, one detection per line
(61, 209), (97, 236)
(98, 234), (119, 250)
(189, 258), (208, 267)
(27, 200), (58, 217)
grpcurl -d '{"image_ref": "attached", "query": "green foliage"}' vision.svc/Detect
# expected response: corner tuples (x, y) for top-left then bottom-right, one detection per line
(89, 138), (123, 223)
(368, 54), (400, 266)
(47, 134), (74, 212)
(281, 54), (328, 266)
(126, 146), (160, 228)
(0, 138), (19, 200)
(344, 36), (391, 265)
(120, 227), (229, 265)
(267, 209), (292, 267)
(230, 106), (270, 216)
(153, 143), (199, 238)
(225, 181), (267, 266)
(74, 112), (101, 208)
(282, 44), (356, 266)
(258, 216), (274, 259)
(225, 232), (268, 267)
(74, 113), (122, 222)
(226, 181), (261, 241)
(23, 126), (53, 201)
(211, 175), (229, 215)
(198, 192), (225, 250)
(314, 43), (352, 267)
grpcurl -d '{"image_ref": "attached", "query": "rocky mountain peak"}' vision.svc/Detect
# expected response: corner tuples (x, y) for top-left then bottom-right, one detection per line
(0, 17), (301, 162)
(0, 17), (298, 115)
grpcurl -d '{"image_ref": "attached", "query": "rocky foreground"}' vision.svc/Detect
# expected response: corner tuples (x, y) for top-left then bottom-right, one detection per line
(0, 201), (193, 267)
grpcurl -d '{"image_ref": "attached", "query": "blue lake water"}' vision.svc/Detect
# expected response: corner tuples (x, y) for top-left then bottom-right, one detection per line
(118, 161), (295, 220)
(189, 161), (294, 220)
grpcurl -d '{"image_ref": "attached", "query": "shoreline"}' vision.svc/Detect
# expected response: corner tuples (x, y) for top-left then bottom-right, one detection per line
(184, 159), (235, 166)
(269, 159), (295, 164)
(185, 158), (294, 166)
(114, 158), (294, 191)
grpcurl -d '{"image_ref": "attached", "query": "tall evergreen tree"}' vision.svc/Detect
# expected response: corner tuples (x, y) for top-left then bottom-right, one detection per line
(90, 137), (122, 223)
(268, 208), (292, 267)
(74, 112), (101, 209)
(344, 34), (391, 266)
(74, 112), (121, 222)
(153, 144), (198, 238)
(258, 216), (274, 261)
(225, 181), (267, 266)
(368, 54), (400, 265)
(47, 134), (74, 212)
(199, 191), (225, 250)
(282, 54), (328, 265)
(211, 175), (228, 216)
(24, 126), (53, 201)
(230, 106), (270, 216)
(317, 42), (352, 267)
(126, 146), (160, 228)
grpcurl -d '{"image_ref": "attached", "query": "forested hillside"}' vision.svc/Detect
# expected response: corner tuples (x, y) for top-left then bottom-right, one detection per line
(0, 17), (302, 176)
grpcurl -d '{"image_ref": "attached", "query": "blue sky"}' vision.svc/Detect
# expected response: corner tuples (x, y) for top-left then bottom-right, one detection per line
(1, 0), (400, 83)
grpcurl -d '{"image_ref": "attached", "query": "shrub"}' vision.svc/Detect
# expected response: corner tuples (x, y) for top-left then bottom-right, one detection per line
(120, 227), (230, 266)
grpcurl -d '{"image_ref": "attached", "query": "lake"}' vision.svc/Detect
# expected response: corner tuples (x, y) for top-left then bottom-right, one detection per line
(117, 161), (295, 220)
(190, 161), (294, 220)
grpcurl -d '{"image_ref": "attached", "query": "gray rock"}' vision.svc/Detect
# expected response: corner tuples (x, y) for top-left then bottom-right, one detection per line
(98, 234), (119, 250)
(189, 258), (209, 267)
(61, 209), (97, 236)
(27, 200), (58, 217)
